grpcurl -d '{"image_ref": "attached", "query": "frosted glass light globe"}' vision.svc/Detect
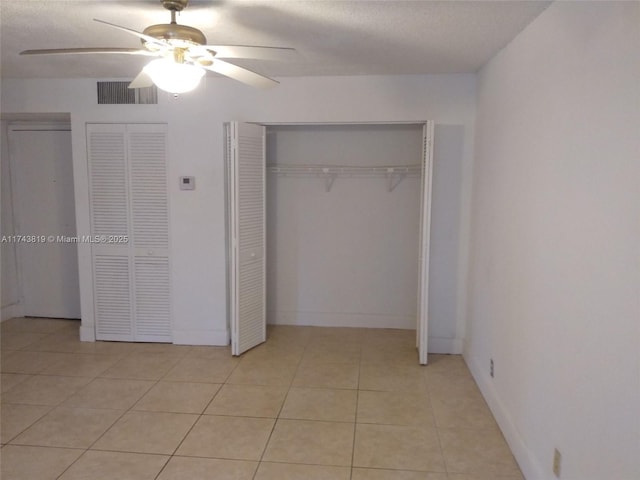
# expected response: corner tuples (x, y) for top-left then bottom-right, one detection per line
(144, 59), (205, 94)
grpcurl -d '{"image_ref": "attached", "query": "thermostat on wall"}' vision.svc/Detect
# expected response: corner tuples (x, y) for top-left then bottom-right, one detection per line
(179, 176), (195, 190)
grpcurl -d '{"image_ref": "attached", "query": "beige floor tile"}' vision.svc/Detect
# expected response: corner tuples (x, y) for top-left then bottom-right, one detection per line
(310, 326), (367, 343)
(357, 390), (434, 426)
(131, 343), (192, 355)
(447, 475), (524, 480)
(133, 381), (221, 414)
(1, 317), (78, 334)
(100, 353), (181, 380)
(239, 343), (305, 364)
(427, 374), (497, 429)
(438, 428), (522, 477)
(352, 468), (447, 480)
(1, 404), (51, 443)
(2, 375), (91, 406)
(11, 406), (123, 448)
(361, 344), (420, 366)
(425, 354), (472, 377)
(186, 345), (233, 360)
(0, 445), (83, 480)
(63, 378), (155, 410)
(430, 395), (497, 430)
(40, 353), (121, 377)
(93, 410), (198, 455)
(176, 415), (274, 460)
(280, 387), (357, 422)
(426, 373), (483, 398)
(58, 450), (169, 480)
(163, 356), (238, 383)
(227, 359), (298, 386)
(301, 344), (361, 365)
(353, 424), (445, 472)
(157, 456), (258, 480)
(359, 365), (427, 392)
(204, 384), (287, 417)
(1, 351), (71, 374)
(255, 462), (350, 480)
(292, 362), (359, 389)
(363, 328), (416, 345)
(1, 332), (49, 351)
(24, 332), (135, 355)
(263, 419), (354, 466)
(1, 373), (31, 393)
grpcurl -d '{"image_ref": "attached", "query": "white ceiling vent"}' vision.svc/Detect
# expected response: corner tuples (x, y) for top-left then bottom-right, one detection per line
(97, 81), (157, 105)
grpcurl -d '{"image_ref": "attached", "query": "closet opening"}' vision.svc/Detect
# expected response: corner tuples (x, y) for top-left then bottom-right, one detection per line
(225, 122), (433, 363)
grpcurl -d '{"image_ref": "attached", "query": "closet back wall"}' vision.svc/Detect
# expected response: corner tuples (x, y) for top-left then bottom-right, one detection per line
(266, 124), (422, 329)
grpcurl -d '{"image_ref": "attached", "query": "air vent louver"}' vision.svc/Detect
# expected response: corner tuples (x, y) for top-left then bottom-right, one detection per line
(97, 81), (158, 105)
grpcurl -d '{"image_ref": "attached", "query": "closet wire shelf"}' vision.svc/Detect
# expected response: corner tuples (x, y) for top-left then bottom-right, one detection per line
(267, 164), (422, 192)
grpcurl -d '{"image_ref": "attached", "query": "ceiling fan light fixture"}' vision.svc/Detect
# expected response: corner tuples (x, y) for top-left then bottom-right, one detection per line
(143, 58), (205, 94)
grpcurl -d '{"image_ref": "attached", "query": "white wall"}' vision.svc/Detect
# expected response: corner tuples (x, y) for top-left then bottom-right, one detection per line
(0, 120), (22, 320)
(266, 124), (422, 331)
(1, 74), (475, 351)
(466, 2), (640, 479)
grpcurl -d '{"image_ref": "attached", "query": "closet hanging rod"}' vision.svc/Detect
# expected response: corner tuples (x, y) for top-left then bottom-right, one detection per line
(267, 163), (422, 192)
(266, 164), (422, 176)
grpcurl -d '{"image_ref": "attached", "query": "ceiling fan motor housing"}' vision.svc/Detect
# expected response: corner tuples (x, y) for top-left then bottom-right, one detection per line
(143, 23), (207, 46)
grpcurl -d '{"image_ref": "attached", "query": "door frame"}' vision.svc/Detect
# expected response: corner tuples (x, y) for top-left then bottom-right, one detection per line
(6, 121), (80, 319)
(225, 120), (434, 364)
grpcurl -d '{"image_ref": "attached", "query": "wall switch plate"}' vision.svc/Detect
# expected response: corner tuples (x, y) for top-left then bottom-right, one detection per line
(553, 448), (562, 477)
(179, 176), (195, 190)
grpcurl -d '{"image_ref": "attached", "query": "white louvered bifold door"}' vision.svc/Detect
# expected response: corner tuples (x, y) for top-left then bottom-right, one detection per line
(417, 121), (435, 365)
(88, 123), (170, 342)
(227, 122), (266, 355)
(88, 124), (133, 341)
(128, 125), (171, 342)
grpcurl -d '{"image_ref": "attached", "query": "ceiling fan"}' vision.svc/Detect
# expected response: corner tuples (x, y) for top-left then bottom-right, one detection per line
(20, 0), (296, 93)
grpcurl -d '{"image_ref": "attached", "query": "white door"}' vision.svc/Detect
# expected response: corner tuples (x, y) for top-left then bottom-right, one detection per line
(226, 122), (267, 355)
(417, 121), (435, 365)
(9, 125), (81, 318)
(87, 123), (171, 342)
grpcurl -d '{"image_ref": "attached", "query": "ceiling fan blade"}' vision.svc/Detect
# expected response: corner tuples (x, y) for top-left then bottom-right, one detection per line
(20, 47), (157, 56)
(203, 59), (279, 88)
(128, 70), (154, 89)
(203, 45), (297, 61)
(93, 18), (166, 47)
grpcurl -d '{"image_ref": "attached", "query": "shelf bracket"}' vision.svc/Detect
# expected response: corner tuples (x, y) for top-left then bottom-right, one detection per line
(386, 169), (406, 192)
(323, 170), (337, 192)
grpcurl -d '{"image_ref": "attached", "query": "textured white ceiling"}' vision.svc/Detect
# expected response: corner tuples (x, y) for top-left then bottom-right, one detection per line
(0, 0), (550, 79)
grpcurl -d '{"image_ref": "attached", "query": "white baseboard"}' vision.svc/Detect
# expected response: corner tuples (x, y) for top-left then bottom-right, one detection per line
(172, 328), (229, 346)
(465, 354), (546, 480)
(1, 303), (23, 321)
(268, 310), (416, 329)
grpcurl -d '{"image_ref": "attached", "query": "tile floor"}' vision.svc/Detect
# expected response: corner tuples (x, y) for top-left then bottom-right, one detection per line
(0, 317), (524, 480)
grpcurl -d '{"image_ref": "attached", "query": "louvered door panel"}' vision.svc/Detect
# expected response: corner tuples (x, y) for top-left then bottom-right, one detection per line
(134, 256), (171, 342)
(129, 127), (169, 251)
(87, 125), (129, 237)
(228, 122), (266, 355)
(93, 254), (132, 340)
(417, 121), (434, 365)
